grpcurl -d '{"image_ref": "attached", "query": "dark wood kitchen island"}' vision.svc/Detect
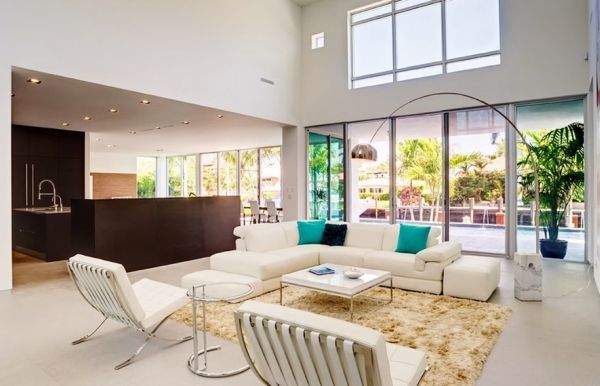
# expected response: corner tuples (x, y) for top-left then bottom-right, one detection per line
(71, 196), (240, 271)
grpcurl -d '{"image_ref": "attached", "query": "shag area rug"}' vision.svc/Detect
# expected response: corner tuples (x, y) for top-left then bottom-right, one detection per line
(171, 286), (511, 386)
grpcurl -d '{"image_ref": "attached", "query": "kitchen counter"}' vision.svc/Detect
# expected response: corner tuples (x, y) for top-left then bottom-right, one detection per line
(12, 208), (72, 261)
(71, 196), (240, 271)
(13, 207), (71, 215)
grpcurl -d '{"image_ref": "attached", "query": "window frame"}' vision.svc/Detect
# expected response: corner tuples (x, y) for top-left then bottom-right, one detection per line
(348, 0), (501, 88)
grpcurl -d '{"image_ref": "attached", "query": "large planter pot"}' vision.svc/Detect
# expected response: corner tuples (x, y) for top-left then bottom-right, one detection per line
(539, 239), (568, 259)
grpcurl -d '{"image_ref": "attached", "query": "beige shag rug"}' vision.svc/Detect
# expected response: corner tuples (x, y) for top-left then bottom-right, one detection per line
(171, 287), (511, 386)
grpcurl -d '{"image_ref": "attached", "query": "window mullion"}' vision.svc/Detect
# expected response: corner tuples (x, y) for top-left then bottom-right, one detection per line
(441, 0), (447, 73)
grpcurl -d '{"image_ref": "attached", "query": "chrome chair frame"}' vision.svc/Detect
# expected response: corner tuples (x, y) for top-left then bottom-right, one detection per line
(67, 260), (192, 370)
(234, 310), (378, 386)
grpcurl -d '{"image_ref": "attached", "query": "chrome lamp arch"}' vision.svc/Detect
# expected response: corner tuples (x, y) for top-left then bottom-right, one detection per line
(350, 92), (541, 253)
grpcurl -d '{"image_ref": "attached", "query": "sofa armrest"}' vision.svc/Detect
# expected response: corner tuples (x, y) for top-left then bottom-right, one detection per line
(235, 239), (247, 251)
(414, 241), (462, 271)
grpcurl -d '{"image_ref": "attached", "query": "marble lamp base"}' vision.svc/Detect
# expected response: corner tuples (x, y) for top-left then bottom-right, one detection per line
(514, 253), (543, 301)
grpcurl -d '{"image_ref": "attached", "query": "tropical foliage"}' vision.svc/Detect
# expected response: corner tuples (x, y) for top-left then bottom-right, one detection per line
(397, 139), (442, 220)
(518, 122), (584, 240)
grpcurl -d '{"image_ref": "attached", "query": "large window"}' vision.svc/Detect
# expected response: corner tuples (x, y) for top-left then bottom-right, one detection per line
(348, 120), (390, 223)
(308, 125), (345, 221)
(167, 155), (197, 197)
(260, 147), (282, 205)
(136, 157), (157, 198)
(309, 97), (585, 259)
(218, 151), (238, 196)
(200, 153), (218, 196)
(199, 146), (281, 205)
(349, 0), (500, 88)
(240, 149), (259, 203)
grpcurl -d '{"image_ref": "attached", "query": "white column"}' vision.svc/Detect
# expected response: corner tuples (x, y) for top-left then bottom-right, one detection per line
(156, 156), (168, 198)
(0, 65), (12, 290)
(281, 126), (306, 220)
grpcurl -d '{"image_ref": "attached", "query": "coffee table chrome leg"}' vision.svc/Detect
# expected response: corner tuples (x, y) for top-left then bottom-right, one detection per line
(390, 278), (393, 303)
(350, 295), (354, 321)
(279, 282), (283, 305)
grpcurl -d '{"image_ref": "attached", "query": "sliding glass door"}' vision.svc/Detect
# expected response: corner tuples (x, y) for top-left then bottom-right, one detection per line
(516, 99), (585, 261)
(448, 107), (507, 254)
(308, 97), (585, 258)
(348, 120), (389, 223)
(395, 114), (443, 229)
(307, 125), (345, 221)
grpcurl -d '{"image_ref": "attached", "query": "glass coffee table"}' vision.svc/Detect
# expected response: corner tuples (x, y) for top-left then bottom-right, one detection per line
(187, 282), (254, 378)
(280, 264), (392, 321)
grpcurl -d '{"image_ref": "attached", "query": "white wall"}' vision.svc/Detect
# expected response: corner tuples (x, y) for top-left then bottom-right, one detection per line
(300, 0), (589, 125)
(588, 0), (600, 292)
(90, 152), (138, 174)
(0, 0), (302, 290)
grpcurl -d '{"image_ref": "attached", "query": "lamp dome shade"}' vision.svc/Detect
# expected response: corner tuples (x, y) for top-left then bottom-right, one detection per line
(351, 143), (377, 161)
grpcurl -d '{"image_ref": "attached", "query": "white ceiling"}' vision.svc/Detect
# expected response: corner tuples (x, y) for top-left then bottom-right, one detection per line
(292, 0), (321, 6)
(11, 67), (284, 156)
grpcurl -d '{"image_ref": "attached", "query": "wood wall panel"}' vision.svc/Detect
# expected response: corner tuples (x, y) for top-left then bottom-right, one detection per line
(91, 173), (136, 199)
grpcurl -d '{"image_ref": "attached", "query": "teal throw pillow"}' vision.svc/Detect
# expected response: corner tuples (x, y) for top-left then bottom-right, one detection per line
(396, 224), (431, 254)
(297, 220), (326, 245)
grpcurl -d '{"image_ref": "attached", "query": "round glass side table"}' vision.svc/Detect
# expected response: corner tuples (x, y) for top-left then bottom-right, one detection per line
(186, 282), (254, 378)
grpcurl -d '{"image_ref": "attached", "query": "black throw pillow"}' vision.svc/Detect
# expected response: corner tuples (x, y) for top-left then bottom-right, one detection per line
(321, 223), (348, 246)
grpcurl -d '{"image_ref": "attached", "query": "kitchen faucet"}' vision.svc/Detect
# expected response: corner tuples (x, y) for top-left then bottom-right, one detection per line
(38, 179), (62, 210)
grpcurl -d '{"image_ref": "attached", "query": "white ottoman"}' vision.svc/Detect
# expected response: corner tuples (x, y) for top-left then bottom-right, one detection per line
(443, 256), (500, 301)
(181, 270), (263, 303)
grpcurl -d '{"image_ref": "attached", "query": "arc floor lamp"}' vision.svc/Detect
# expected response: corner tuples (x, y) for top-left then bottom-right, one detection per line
(350, 91), (541, 254)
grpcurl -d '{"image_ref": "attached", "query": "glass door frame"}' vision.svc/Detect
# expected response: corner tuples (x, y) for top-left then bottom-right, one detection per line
(306, 126), (347, 221)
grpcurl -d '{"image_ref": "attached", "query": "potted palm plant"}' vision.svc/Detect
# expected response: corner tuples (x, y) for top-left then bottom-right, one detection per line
(518, 122), (584, 259)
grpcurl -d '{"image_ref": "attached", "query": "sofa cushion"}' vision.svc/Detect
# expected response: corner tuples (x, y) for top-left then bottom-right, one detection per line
(345, 223), (386, 250)
(244, 226), (288, 252)
(321, 223), (348, 246)
(280, 221), (300, 246)
(364, 251), (446, 281)
(396, 224), (431, 254)
(319, 246), (369, 267)
(382, 224), (441, 251)
(210, 250), (317, 281)
(268, 244), (327, 262)
(297, 220), (326, 245)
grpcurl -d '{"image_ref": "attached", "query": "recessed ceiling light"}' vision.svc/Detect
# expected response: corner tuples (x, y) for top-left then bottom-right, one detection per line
(109, 108), (119, 113)
(95, 138), (103, 142)
(27, 78), (42, 85)
(140, 99), (151, 105)
(129, 130), (137, 135)
(62, 122), (70, 127)
(106, 144), (116, 148)
(83, 116), (92, 121)
(182, 120), (190, 125)
(216, 114), (224, 119)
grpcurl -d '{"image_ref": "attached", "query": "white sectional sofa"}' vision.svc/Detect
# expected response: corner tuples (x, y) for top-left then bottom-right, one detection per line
(206, 221), (462, 296)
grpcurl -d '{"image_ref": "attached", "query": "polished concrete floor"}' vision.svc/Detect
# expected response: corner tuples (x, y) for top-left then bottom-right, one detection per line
(1, 254), (599, 386)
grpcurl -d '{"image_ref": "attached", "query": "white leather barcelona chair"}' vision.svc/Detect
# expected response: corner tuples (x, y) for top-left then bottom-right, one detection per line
(67, 254), (192, 370)
(234, 300), (428, 386)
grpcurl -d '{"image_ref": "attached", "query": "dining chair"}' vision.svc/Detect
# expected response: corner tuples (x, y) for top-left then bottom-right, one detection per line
(266, 200), (279, 223)
(249, 200), (263, 224)
(67, 254), (192, 370)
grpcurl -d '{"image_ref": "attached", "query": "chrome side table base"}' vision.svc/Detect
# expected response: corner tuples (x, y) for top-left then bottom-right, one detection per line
(187, 346), (250, 377)
(187, 282), (254, 378)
